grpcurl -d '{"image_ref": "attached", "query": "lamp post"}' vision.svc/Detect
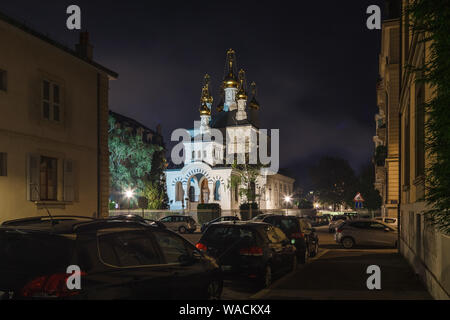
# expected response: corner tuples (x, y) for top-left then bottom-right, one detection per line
(284, 195), (292, 216)
(125, 189), (134, 214)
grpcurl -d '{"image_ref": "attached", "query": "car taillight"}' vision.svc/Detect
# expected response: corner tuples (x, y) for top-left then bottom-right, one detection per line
(21, 272), (86, 298)
(196, 242), (207, 252)
(336, 228), (343, 233)
(239, 246), (263, 256)
(291, 232), (304, 239)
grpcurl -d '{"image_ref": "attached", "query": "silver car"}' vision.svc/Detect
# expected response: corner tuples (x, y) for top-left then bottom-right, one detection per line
(335, 219), (398, 249)
(159, 215), (197, 234)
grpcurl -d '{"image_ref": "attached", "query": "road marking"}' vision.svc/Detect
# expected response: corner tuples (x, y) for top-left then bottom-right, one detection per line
(249, 249), (330, 300)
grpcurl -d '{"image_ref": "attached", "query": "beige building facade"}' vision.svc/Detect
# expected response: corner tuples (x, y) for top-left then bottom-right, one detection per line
(0, 12), (117, 223)
(398, 1), (449, 299)
(374, 13), (400, 218)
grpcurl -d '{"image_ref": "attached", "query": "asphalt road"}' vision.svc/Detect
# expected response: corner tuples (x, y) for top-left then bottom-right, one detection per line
(180, 225), (432, 300)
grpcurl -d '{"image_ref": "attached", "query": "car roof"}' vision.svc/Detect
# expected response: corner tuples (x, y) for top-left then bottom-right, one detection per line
(0, 215), (164, 235)
(209, 221), (270, 228)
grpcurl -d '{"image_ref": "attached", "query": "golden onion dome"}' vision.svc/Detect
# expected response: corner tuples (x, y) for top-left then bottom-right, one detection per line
(223, 49), (239, 88)
(249, 81), (260, 110)
(223, 74), (239, 89)
(199, 101), (211, 116)
(249, 97), (260, 110)
(236, 69), (247, 100)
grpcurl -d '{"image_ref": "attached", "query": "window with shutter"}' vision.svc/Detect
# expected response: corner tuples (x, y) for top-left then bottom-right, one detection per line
(27, 154), (40, 201)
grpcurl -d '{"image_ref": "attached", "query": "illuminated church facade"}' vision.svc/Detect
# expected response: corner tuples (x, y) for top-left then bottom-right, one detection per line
(165, 50), (295, 211)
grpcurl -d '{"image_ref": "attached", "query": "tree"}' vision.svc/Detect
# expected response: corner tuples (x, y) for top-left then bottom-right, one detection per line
(358, 164), (382, 211)
(407, 1), (450, 234)
(229, 156), (263, 217)
(309, 156), (358, 210)
(143, 180), (167, 210)
(108, 115), (163, 205)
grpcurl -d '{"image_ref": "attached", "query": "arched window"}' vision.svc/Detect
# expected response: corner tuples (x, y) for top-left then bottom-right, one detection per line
(192, 151), (195, 160)
(175, 182), (184, 202)
(214, 181), (221, 201)
(189, 186), (195, 202)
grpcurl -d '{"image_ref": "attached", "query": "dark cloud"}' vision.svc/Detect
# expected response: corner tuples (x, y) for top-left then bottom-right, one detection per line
(0, 0), (385, 187)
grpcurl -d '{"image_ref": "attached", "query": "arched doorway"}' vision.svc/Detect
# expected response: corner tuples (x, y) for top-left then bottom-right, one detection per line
(200, 179), (210, 204)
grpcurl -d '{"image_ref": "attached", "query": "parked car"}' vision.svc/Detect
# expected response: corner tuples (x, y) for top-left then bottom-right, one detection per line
(375, 217), (398, 228)
(200, 216), (240, 233)
(159, 215), (197, 233)
(335, 219), (398, 249)
(252, 214), (319, 263)
(328, 215), (348, 233)
(196, 221), (297, 288)
(0, 215), (222, 300)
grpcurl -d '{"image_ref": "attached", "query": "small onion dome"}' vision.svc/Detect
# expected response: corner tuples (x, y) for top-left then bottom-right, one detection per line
(249, 96), (260, 110)
(249, 81), (259, 109)
(236, 69), (247, 100)
(199, 101), (211, 116)
(201, 86), (213, 105)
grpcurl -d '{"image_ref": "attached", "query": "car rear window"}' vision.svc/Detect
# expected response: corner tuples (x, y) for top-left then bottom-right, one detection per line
(202, 226), (257, 245)
(274, 218), (299, 235)
(0, 230), (74, 272)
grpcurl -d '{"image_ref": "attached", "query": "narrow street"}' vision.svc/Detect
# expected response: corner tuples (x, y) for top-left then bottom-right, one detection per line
(183, 226), (432, 300)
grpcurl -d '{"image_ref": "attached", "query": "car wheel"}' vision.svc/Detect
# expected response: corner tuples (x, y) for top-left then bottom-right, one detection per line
(207, 279), (223, 300)
(179, 226), (187, 234)
(342, 237), (355, 249)
(260, 265), (272, 288)
(299, 248), (308, 264)
(291, 255), (298, 271)
(310, 242), (319, 257)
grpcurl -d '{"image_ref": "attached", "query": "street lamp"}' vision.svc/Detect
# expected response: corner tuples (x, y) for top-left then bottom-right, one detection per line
(125, 189), (134, 214)
(284, 195), (292, 215)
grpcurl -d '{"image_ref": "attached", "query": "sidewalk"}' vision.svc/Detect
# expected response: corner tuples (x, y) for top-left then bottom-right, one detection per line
(254, 249), (432, 300)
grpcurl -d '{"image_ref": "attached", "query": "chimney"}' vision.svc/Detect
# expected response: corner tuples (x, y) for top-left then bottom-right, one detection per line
(76, 31), (93, 60)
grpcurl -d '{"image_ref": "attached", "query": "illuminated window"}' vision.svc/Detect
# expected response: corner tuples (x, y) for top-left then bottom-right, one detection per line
(42, 80), (62, 122)
(39, 156), (57, 200)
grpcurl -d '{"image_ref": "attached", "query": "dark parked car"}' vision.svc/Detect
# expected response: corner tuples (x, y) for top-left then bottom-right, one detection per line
(253, 214), (319, 263)
(200, 216), (240, 233)
(0, 215), (222, 300)
(196, 221), (297, 288)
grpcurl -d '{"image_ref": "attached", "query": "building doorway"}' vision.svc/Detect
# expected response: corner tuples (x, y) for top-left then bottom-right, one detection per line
(200, 179), (210, 204)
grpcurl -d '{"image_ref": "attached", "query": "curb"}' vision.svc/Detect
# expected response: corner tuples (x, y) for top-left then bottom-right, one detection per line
(249, 249), (330, 300)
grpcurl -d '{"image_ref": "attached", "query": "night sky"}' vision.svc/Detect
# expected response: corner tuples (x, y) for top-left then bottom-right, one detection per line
(0, 0), (386, 189)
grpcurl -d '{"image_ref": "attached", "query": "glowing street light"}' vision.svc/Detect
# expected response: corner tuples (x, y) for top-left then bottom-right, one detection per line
(284, 195), (292, 215)
(124, 189), (135, 214)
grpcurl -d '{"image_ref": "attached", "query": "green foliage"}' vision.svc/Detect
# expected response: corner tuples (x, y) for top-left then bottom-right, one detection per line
(358, 164), (382, 211)
(297, 199), (314, 209)
(309, 156), (358, 209)
(143, 180), (167, 210)
(109, 115), (167, 208)
(407, 1), (450, 234)
(228, 156), (263, 205)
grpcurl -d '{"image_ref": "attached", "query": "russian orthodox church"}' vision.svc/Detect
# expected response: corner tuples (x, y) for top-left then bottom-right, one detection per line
(165, 49), (295, 211)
